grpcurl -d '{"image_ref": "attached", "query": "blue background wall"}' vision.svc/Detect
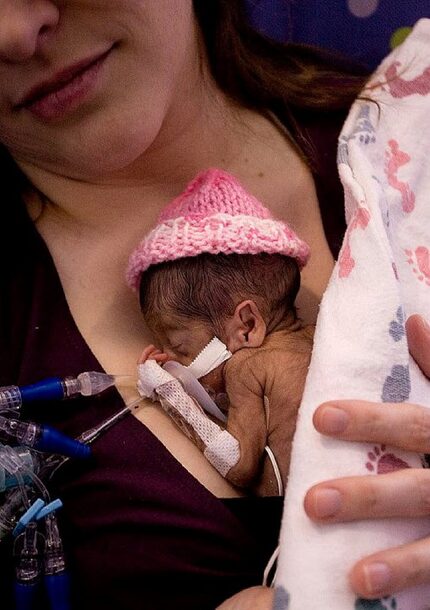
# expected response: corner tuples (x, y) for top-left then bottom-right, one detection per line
(245, 0), (430, 68)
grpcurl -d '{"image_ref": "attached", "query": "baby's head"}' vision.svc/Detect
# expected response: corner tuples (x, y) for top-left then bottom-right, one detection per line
(127, 167), (310, 379)
(139, 251), (300, 366)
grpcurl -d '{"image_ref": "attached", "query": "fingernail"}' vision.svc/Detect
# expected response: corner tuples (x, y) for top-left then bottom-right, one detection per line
(320, 406), (349, 434)
(363, 562), (392, 594)
(418, 315), (430, 334)
(313, 488), (342, 518)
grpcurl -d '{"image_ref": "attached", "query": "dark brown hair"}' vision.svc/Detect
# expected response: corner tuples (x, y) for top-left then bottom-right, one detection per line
(193, 0), (369, 158)
(140, 252), (300, 334)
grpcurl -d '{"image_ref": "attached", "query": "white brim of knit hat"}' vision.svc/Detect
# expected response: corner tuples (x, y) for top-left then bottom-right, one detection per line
(126, 212), (310, 292)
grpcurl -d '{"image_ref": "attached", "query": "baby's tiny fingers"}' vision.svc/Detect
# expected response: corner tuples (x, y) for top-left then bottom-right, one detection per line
(313, 400), (430, 453)
(138, 344), (158, 363)
(152, 353), (169, 363)
(349, 536), (430, 598)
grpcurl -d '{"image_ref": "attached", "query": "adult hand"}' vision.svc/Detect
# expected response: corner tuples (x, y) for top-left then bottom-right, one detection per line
(216, 586), (274, 609)
(304, 314), (430, 599)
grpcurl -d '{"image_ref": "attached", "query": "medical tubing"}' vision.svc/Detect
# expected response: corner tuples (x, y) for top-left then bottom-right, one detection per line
(0, 488), (31, 541)
(36, 425), (91, 459)
(0, 386), (23, 410)
(44, 513), (71, 610)
(163, 361), (227, 423)
(0, 417), (37, 446)
(0, 415), (91, 458)
(14, 523), (42, 610)
(76, 396), (142, 445)
(0, 371), (121, 410)
(45, 572), (71, 610)
(41, 398), (138, 480)
(0, 447), (38, 492)
(0, 444), (31, 509)
(0, 379), (64, 410)
(13, 450), (50, 504)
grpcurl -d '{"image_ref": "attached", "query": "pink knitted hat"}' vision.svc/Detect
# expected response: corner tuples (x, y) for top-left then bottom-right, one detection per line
(126, 168), (310, 291)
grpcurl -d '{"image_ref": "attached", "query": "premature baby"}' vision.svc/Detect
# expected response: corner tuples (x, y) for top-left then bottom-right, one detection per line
(127, 169), (313, 496)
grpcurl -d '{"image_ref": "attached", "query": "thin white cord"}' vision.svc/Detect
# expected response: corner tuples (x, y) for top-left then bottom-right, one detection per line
(261, 445), (282, 587)
(263, 544), (280, 587)
(264, 445), (283, 496)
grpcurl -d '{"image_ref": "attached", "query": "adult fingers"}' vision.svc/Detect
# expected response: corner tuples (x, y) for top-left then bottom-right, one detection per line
(349, 536), (430, 599)
(313, 400), (430, 453)
(304, 469), (430, 523)
(406, 314), (430, 378)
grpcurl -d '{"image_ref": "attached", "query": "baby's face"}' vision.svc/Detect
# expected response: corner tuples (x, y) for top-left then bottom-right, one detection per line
(152, 313), (227, 394)
(152, 314), (214, 367)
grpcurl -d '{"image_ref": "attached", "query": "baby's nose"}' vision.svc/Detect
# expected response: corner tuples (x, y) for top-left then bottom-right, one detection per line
(0, 1), (59, 63)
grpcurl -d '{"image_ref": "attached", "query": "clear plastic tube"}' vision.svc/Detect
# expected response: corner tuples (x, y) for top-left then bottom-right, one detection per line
(163, 361), (227, 422)
(14, 522), (41, 583)
(0, 416), (91, 459)
(0, 488), (31, 541)
(0, 447), (38, 492)
(0, 372), (134, 409)
(0, 386), (22, 410)
(0, 444), (31, 509)
(44, 513), (71, 610)
(13, 522), (43, 610)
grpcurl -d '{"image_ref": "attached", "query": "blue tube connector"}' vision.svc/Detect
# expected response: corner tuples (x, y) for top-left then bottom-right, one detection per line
(14, 581), (40, 610)
(0, 372), (120, 411)
(0, 416), (91, 459)
(45, 572), (71, 610)
(37, 427), (91, 459)
(20, 378), (65, 403)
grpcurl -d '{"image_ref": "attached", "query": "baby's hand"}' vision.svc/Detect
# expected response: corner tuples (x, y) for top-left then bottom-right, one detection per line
(139, 344), (169, 364)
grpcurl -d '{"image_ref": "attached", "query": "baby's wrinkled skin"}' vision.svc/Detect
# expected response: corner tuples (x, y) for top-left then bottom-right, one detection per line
(141, 314), (314, 495)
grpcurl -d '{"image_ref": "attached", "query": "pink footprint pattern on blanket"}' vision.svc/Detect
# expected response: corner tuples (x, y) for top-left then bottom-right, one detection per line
(365, 445), (410, 474)
(338, 207), (370, 278)
(405, 246), (430, 286)
(385, 61), (430, 98)
(384, 140), (415, 213)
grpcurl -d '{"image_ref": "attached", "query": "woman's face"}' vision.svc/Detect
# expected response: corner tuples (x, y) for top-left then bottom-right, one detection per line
(0, 1), (200, 179)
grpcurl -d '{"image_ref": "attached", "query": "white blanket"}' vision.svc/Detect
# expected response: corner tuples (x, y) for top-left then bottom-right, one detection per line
(275, 18), (430, 610)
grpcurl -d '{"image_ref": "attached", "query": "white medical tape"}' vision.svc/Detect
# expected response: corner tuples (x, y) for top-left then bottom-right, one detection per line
(137, 360), (175, 399)
(203, 429), (240, 477)
(186, 337), (232, 379)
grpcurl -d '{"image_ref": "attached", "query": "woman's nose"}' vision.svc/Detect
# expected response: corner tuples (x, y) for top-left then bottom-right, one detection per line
(0, 1), (60, 63)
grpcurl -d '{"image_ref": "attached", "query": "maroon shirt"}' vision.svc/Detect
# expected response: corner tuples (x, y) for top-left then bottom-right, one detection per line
(0, 110), (346, 610)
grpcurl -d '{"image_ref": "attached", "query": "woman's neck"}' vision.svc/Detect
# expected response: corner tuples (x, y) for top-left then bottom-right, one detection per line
(21, 92), (254, 239)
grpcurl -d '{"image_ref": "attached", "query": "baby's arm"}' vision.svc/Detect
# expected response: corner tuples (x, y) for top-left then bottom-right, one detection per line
(223, 362), (267, 488)
(139, 344), (169, 365)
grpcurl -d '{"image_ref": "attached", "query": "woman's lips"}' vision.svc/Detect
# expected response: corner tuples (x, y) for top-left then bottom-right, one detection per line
(20, 49), (112, 121)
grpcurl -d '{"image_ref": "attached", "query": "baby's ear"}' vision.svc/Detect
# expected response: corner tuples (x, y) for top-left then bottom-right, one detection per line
(225, 300), (266, 352)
